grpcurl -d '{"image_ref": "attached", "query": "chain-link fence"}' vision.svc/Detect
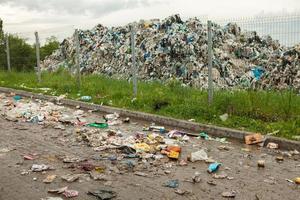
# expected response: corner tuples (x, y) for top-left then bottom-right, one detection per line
(1, 13), (300, 103)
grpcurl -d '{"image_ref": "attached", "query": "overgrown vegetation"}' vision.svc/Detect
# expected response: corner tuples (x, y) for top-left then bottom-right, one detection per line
(0, 71), (299, 140)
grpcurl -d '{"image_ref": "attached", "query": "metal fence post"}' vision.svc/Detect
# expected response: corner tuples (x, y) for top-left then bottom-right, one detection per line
(35, 31), (41, 83)
(130, 25), (137, 97)
(6, 35), (11, 72)
(207, 20), (213, 105)
(75, 29), (81, 89)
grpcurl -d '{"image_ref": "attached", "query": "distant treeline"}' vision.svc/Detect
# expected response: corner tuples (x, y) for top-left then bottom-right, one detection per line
(0, 19), (59, 71)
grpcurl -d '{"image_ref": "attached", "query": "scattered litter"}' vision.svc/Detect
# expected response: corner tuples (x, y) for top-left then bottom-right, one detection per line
(212, 173), (228, 179)
(245, 134), (263, 145)
(222, 190), (237, 198)
(179, 159), (188, 166)
(63, 156), (85, 163)
(174, 189), (188, 195)
(266, 142), (279, 149)
(0, 147), (15, 153)
(134, 143), (151, 152)
(123, 117), (130, 123)
(207, 180), (217, 186)
(31, 164), (51, 172)
(275, 156), (284, 162)
(43, 175), (57, 183)
(257, 160), (265, 168)
(134, 172), (148, 177)
(164, 179), (179, 188)
(192, 172), (201, 183)
(294, 177), (300, 184)
(189, 149), (208, 162)
(63, 190), (79, 198)
(13, 95), (22, 101)
(90, 172), (110, 181)
(48, 186), (68, 194)
(87, 123), (109, 129)
(264, 177), (276, 185)
(41, 197), (63, 200)
(88, 189), (117, 200)
(199, 132), (210, 140)
(80, 96), (92, 101)
(61, 174), (81, 182)
(219, 113), (229, 122)
(208, 163), (221, 173)
(24, 155), (36, 160)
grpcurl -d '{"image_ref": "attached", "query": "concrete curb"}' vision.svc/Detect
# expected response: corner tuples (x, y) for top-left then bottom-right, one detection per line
(0, 86), (299, 151)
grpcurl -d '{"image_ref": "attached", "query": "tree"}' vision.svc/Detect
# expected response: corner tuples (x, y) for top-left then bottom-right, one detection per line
(40, 36), (60, 60)
(8, 34), (35, 71)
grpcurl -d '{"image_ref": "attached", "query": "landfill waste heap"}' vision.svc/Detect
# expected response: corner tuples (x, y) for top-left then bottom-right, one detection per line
(42, 15), (300, 91)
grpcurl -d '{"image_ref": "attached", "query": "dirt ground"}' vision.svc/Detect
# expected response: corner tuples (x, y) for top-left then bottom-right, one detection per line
(0, 95), (299, 200)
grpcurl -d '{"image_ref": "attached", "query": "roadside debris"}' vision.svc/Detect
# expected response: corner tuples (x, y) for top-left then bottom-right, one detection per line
(63, 190), (79, 198)
(219, 113), (229, 122)
(174, 189), (189, 195)
(222, 190), (237, 198)
(41, 197), (63, 200)
(257, 160), (265, 168)
(48, 186), (68, 194)
(80, 96), (92, 101)
(192, 172), (201, 183)
(61, 174), (81, 182)
(245, 134), (263, 145)
(164, 180), (179, 188)
(88, 189), (117, 200)
(294, 177), (300, 184)
(189, 149), (208, 162)
(31, 164), (51, 172)
(43, 175), (57, 183)
(266, 142), (279, 149)
(208, 163), (221, 173)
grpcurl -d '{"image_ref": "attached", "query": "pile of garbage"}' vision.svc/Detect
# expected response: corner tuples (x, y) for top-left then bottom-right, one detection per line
(41, 15), (300, 91)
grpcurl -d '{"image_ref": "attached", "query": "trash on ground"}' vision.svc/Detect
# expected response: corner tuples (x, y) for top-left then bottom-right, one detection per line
(257, 160), (265, 168)
(245, 134), (264, 145)
(219, 113), (229, 122)
(192, 172), (201, 183)
(80, 96), (92, 101)
(31, 164), (51, 172)
(222, 190), (237, 198)
(41, 197), (63, 200)
(266, 142), (279, 149)
(189, 149), (208, 162)
(164, 179), (179, 188)
(48, 186), (68, 194)
(208, 163), (221, 173)
(63, 190), (79, 198)
(88, 189), (117, 200)
(43, 175), (57, 183)
(294, 177), (300, 184)
(174, 189), (188, 195)
(61, 174), (81, 182)
(13, 95), (22, 101)
(87, 123), (109, 129)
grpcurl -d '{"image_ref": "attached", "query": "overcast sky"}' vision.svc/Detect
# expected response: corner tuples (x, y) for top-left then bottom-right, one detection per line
(1, 0), (300, 43)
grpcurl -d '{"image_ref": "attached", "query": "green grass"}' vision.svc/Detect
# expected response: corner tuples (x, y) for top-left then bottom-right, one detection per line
(0, 70), (299, 140)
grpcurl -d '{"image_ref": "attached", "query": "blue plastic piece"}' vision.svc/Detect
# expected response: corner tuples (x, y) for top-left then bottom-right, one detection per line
(13, 95), (22, 101)
(251, 66), (265, 80)
(164, 179), (179, 188)
(208, 163), (221, 173)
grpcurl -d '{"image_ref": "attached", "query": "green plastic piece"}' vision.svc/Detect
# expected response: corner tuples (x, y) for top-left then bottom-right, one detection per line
(87, 123), (108, 129)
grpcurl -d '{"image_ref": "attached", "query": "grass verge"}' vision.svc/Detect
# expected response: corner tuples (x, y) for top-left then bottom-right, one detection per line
(0, 70), (299, 140)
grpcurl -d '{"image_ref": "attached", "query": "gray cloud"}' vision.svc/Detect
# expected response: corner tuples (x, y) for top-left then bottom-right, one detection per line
(0, 0), (159, 17)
